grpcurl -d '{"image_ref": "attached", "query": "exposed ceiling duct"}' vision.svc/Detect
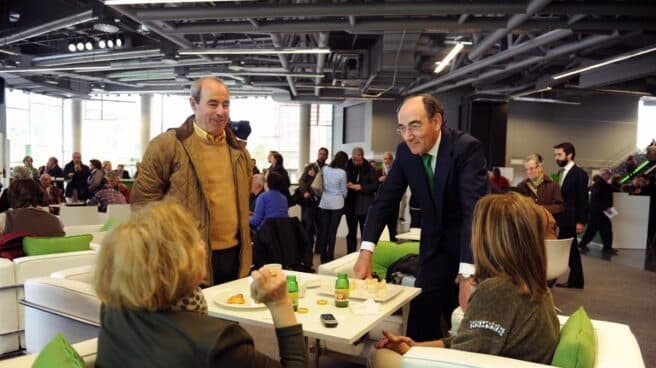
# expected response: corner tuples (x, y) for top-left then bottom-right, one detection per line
(0, 10), (96, 47)
(33, 48), (163, 67)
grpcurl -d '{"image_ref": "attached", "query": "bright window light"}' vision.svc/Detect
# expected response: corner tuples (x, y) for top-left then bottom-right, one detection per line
(637, 97), (656, 149)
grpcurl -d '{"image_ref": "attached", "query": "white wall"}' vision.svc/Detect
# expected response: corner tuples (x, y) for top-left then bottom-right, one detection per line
(506, 94), (640, 177)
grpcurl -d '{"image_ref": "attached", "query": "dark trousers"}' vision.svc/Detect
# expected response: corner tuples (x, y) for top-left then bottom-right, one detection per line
(385, 203), (400, 242)
(318, 209), (342, 263)
(211, 246), (240, 285)
(301, 205), (320, 252)
(407, 251), (459, 342)
(580, 213), (613, 251)
(559, 226), (584, 288)
(409, 208), (422, 228)
(346, 212), (366, 254)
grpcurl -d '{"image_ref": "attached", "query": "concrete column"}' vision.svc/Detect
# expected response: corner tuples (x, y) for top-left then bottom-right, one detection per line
(299, 103), (311, 174)
(140, 94), (152, 157)
(71, 98), (82, 153)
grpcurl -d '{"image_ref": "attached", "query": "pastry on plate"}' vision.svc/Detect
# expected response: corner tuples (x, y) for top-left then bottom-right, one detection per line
(227, 293), (246, 304)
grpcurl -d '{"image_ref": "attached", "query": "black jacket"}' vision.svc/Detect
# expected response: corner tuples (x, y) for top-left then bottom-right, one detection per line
(363, 127), (488, 290)
(63, 161), (90, 199)
(557, 164), (589, 228)
(589, 178), (614, 215)
(345, 159), (379, 216)
(253, 217), (311, 269)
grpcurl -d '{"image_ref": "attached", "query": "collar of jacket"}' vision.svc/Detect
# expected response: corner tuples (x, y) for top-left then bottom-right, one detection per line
(172, 115), (245, 151)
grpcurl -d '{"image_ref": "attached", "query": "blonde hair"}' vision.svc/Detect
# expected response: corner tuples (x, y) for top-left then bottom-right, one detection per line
(94, 200), (205, 311)
(471, 192), (548, 301)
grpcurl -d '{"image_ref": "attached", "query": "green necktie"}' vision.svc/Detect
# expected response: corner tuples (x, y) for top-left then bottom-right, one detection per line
(422, 153), (434, 190)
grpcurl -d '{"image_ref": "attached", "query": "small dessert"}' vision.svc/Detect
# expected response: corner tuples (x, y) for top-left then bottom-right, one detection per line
(297, 307), (309, 314)
(316, 299), (328, 305)
(227, 293), (246, 304)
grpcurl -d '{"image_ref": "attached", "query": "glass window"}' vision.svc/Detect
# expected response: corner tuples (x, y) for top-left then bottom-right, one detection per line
(637, 97), (656, 149)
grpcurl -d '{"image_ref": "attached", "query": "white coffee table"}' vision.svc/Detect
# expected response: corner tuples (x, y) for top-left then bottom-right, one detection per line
(203, 271), (420, 367)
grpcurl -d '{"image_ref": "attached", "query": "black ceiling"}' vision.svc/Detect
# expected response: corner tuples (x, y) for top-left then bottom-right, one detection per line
(1, 0), (655, 102)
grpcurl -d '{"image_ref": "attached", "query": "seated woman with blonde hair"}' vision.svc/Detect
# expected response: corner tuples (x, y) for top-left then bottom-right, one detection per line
(370, 192), (559, 367)
(94, 200), (307, 367)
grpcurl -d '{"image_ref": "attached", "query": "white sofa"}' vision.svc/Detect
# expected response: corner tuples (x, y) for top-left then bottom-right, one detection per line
(402, 317), (645, 368)
(0, 338), (97, 368)
(0, 250), (97, 354)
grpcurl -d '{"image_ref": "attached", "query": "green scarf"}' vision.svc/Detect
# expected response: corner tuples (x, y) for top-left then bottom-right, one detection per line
(528, 175), (544, 189)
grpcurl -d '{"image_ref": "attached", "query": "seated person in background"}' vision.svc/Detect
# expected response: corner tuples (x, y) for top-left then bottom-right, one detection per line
(40, 173), (63, 205)
(489, 167), (510, 193)
(249, 174), (265, 214)
(116, 164), (131, 179)
(250, 172), (288, 230)
(107, 171), (130, 203)
(0, 179), (64, 236)
(0, 166), (36, 213)
(370, 192), (559, 367)
(94, 200), (307, 367)
(87, 174), (128, 212)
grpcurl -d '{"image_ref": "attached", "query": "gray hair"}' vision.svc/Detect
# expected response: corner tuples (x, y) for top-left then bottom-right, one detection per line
(525, 153), (544, 166)
(12, 166), (32, 180)
(352, 147), (364, 156)
(383, 151), (394, 159)
(190, 77), (228, 103)
(252, 174), (265, 187)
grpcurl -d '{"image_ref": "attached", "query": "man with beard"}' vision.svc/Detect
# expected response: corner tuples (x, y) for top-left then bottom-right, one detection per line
(554, 142), (588, 289)
(132, 77), (253, 286)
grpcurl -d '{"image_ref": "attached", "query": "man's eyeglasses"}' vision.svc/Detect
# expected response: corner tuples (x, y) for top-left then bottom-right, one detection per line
(397, 122), (423, 136)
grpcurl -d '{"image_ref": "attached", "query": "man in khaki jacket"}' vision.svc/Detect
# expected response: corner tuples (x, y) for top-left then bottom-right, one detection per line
(132, 77), (252, 286)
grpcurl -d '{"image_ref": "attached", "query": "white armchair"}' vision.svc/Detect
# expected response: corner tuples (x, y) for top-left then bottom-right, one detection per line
(402, 317), (645, 368)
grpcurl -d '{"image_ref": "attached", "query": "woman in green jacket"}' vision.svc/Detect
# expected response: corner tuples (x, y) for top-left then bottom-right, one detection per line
(94, 200), (307, 367)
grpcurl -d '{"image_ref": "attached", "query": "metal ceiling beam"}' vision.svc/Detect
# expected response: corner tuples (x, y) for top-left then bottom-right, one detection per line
(467, 0), (552, 61)
(578, 53), (656, 89)
(270, 34), (297, 97)
(315, 33), (329, 96)
(135, 2), (656, 21)
(33, 48), (163, 66)
(0, 10), (96, 47)
(136, 2), (528, 21)
(407, 28), (574, 94)
(430, 33), (619, 94)
(165, 19), (655, 35)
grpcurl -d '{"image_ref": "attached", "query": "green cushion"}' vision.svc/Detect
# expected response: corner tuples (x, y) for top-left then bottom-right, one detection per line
(372, 241), (419, 280)
(552, 307), (596, 368)
(32, 333), (85, 368)
(23, 234), (92, 256)
(101, 217), (120, 232)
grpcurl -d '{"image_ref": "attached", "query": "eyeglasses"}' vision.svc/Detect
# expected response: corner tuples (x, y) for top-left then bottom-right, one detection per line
(397, 122), (423, 136)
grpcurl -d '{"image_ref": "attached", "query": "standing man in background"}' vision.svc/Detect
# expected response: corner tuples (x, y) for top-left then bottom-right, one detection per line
(132, 77), (252, 286)
(554, 142), (588, 289)
(354, 94), (488, 342)
(63, 152), (90, 200)
(378, 151), (399, 241)
(345, 147), (379, 254)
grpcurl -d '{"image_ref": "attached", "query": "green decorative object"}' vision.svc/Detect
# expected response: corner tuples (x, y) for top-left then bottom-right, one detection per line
(23, 234), (92, 256)
(372, 241), (419, 280)
(551, 307), (596, 368)
(32, 333), (85, 368)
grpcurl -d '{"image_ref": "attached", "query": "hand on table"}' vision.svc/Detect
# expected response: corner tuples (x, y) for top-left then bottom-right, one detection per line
(250, 267), (288, 307)
(353, 250), (373, 279)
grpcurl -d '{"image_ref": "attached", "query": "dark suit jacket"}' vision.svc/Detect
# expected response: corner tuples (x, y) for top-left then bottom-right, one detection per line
(63, 161), (90, 198)
(589, 178), (613, 215)
(557, 164), (589, 228)
(345, 159), (380, 216)
(363, 127), (488, 290)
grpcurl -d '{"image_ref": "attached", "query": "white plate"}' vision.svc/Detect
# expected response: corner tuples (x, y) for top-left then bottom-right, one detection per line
(318, 282), (403, 302)
(213, 290), (267, 310)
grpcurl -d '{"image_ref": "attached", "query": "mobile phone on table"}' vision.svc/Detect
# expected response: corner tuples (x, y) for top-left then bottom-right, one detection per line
(320, 314), (338, 328)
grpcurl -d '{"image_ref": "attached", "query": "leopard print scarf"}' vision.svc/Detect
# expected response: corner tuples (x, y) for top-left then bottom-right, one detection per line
(170, 287), (208, 315)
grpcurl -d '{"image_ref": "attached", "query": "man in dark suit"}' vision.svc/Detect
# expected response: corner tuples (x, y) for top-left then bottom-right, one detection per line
(63, 151), (90, 200)
(377, 152), (400, 242)
(354, 94), (488, 341)
(345, 147), (380, 254)
(554, 142), (588, 289)
(579, 169), (616, 256)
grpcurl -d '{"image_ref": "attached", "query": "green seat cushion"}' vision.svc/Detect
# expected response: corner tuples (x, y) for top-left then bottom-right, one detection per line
(552, 307), (596, 368)
(372, 241), (419, 280)
(32, 333), (85, 368)
(23, 234), (92, 256)
(101, 217), (120, 232)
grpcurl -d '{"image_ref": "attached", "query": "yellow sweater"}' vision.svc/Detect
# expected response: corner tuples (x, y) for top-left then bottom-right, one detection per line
(192, 123), (239, 250)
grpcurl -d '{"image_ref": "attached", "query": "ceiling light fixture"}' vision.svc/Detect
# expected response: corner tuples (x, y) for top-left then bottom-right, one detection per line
(434, 42), (464, 74)
(68, 43), (77, 52)
(76, 42), (85, 51)
(178, 48), (331, 56)
(115, 37), (123, 48)
(511, 87), (552, 98)
(104, 0), (257, 4)
(98, 39), (107, 49)
(553, 45), (656, 80)
(85, 41), (93, 51)
(107, 39), (114, 48)
(511, 96), (581, 105)
(0, 66), (112, 73)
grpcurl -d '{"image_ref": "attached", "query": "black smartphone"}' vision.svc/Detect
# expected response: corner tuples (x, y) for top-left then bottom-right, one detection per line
(320, 314), (338, 328)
